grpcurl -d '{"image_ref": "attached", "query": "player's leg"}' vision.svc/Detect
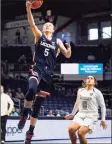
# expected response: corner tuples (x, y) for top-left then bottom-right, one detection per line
(78, 126), (90, 144)
(69, 112), (86, 144)
(18, 76), (40, 129)
(25, 95), (46, 144)
(78, 117), (96, 144)
(30, 95), (46, 126)
(25, 79), (50, 144)
(68, 122), (80, 144)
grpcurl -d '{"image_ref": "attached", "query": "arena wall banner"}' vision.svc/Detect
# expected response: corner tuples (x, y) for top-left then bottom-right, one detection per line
(61, 63), (103, 80)
(6, 120), (111, 142)
(78, 63), (103, 74)
(5, 18), (45, 29)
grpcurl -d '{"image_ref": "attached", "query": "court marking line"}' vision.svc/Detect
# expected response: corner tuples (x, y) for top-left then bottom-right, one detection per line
(6, 137), (112, 142)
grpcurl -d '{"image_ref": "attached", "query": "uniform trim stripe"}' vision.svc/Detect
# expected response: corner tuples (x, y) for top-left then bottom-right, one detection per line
(29, 76), (39, 85)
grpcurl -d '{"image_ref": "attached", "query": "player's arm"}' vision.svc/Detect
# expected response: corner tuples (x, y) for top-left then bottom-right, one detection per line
(56, 48), (60, 57)
(65, 89), (80, 119)
(96, 91), (107, 129)
(26, 1), (42, 39)
(71, 89), (80, 116)
(57, 39), (71, 58)
(97, 91), (106, 121)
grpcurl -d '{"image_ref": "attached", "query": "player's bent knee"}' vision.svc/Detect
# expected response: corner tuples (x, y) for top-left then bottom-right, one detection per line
(78, 129), (84, 137)
(31, 96), (45, 118)
(68, 126), (75, 134)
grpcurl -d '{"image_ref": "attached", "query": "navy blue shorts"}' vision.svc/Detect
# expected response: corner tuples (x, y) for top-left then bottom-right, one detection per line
(29, 68), (52, 93)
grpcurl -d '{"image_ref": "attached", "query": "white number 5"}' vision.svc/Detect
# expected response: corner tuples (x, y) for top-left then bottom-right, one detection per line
(44, 48), (49, 56)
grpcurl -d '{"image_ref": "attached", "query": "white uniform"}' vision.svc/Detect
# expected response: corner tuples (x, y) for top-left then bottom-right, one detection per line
(1, 93), (14, 116)
(72, 88), (106, 133)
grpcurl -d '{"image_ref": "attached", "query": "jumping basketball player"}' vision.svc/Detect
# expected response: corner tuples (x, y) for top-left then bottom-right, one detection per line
(65, 75), (107, 144)
(18, 1), (71, 143)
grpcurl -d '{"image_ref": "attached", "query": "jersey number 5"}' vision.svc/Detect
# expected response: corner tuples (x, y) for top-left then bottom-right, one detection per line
(44, 48), (49, 56)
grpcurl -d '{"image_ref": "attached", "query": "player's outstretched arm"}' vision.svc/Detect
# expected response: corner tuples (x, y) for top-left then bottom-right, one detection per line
(26, 1), (42, 39)
(65, 90), (80, 120)
(57, 39), (71, 58)
(96, 91), (107, 129)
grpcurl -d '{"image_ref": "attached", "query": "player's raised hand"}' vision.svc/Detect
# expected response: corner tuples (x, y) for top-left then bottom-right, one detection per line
(65, 114), (74, 120)
(100, 121), (107, 129)
(26, 1), (32, 9)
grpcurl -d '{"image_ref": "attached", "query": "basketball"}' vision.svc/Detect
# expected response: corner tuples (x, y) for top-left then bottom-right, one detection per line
(30, 0), (43, 9)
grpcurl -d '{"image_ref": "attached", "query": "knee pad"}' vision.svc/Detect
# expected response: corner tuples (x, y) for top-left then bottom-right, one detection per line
(25, 77), (39, 101)
(31, 96), (45, 118)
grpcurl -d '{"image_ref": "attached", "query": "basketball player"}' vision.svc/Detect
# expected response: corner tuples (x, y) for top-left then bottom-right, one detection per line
(18, 1), (71, 144)
(65, 75), (107, 144)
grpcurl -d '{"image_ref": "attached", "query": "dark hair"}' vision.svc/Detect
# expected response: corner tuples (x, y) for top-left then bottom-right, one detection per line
(82, 76), (98, 88)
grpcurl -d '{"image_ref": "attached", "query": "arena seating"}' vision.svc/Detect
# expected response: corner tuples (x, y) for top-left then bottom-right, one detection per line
(1, 46), (32, 63)
(1, 78), (111, 117)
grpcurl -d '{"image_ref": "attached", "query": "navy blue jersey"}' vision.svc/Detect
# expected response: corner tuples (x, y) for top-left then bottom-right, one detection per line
(32, 34), (58, 82)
